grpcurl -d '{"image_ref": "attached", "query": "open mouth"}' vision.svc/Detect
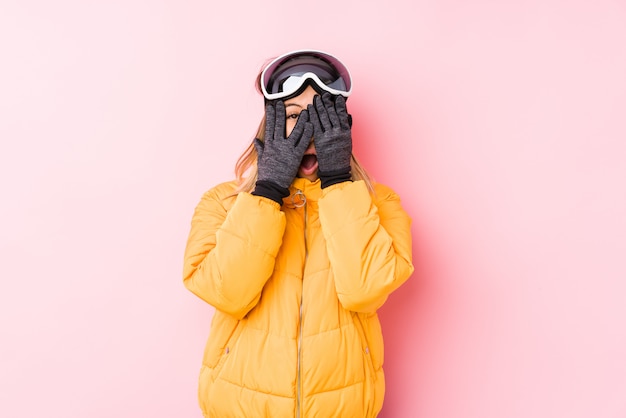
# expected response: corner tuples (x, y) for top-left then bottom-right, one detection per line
(299, 154), (318, 176)
(300, 154), (317, 170)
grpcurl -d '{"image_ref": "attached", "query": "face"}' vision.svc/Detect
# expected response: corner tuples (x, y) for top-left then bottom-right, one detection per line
(284, 86), (318, 181)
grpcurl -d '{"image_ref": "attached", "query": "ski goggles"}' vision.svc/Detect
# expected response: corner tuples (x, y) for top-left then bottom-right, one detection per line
(261, 50), (352, 101)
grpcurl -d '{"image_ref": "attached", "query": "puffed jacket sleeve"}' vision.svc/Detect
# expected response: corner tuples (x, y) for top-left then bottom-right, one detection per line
(318, 180), (414, 313)
(183, 186), (286, 319)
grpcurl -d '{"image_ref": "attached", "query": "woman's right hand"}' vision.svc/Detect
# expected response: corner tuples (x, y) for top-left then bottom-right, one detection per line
(254, 101), (313, 192)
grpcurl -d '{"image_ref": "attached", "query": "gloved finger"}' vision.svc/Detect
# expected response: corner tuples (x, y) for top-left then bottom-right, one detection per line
(264, 103), (275, 142)
(288, 109), (309, 147)
(322, 93), (341, 128)
(253, 138), (264, 159)
(307, 103), (322, 136)
(334, 95), (351, 130)
(314, 95), (331, 132)
(307, 104), (324, 137)
(294, 121), (313, 156)
(274, 101), (287, 140)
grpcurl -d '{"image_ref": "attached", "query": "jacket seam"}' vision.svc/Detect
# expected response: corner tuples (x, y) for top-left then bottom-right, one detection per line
(215, 376), (296, 399)
(219, 228), (279, 258)
(305, 378), (366, 396)
(301, 322), (355, 338)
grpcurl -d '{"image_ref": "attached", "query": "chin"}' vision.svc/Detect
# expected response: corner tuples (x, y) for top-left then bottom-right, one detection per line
(298, 172), (319, 182)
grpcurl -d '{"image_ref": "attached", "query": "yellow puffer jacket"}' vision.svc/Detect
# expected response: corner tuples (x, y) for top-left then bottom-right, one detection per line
(183, 177), (414, 418)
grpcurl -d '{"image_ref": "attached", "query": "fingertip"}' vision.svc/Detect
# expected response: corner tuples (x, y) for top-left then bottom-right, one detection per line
(253, 137), (264, 152)
(322, 93), (335, 107)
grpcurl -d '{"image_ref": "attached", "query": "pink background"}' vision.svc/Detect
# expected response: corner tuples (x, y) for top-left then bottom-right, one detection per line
(1, 0), (625, 417)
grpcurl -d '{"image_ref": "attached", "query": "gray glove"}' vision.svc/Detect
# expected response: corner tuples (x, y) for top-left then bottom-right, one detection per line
(252, 101), (313, 203)
(308, 93), (352, 188)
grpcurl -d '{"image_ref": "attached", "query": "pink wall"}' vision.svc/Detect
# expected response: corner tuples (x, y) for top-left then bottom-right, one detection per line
(1, 1), (625, 417)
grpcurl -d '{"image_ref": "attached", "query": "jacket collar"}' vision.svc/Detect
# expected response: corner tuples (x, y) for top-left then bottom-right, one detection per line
(287, 177), (322, 203)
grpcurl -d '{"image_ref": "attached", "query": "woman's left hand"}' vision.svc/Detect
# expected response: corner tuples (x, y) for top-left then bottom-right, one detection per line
(308, 93), (352, 176)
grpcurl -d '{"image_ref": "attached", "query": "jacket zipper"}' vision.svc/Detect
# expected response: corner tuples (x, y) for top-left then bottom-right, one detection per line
(293, 189), (307, 418)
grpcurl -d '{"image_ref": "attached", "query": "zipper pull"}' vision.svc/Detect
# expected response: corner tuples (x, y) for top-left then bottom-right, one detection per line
(290, 189), (306, 208)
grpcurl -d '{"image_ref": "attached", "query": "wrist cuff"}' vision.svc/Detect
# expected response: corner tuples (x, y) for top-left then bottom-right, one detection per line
(318, 168), (352, 189)
(252, 180), (289, 205)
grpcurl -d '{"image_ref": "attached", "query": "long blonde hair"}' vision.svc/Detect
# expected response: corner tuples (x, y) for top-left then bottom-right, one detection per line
(234, 65), (374, 194)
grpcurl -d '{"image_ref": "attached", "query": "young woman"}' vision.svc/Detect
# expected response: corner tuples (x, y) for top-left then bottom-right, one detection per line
(183, 49), (414, 417)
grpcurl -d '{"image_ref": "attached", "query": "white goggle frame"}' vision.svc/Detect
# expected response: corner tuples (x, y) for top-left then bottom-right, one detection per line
(261, 49), (352, 101)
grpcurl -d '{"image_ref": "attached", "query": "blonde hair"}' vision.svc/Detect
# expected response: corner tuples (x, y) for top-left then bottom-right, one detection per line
(234, 64), (375, 194)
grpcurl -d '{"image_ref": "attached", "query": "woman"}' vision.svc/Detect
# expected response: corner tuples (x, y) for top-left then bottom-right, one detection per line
(183, 49), (414, 417)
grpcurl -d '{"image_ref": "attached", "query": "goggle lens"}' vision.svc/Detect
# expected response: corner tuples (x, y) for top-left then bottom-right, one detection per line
(261, 50), (352, 101)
